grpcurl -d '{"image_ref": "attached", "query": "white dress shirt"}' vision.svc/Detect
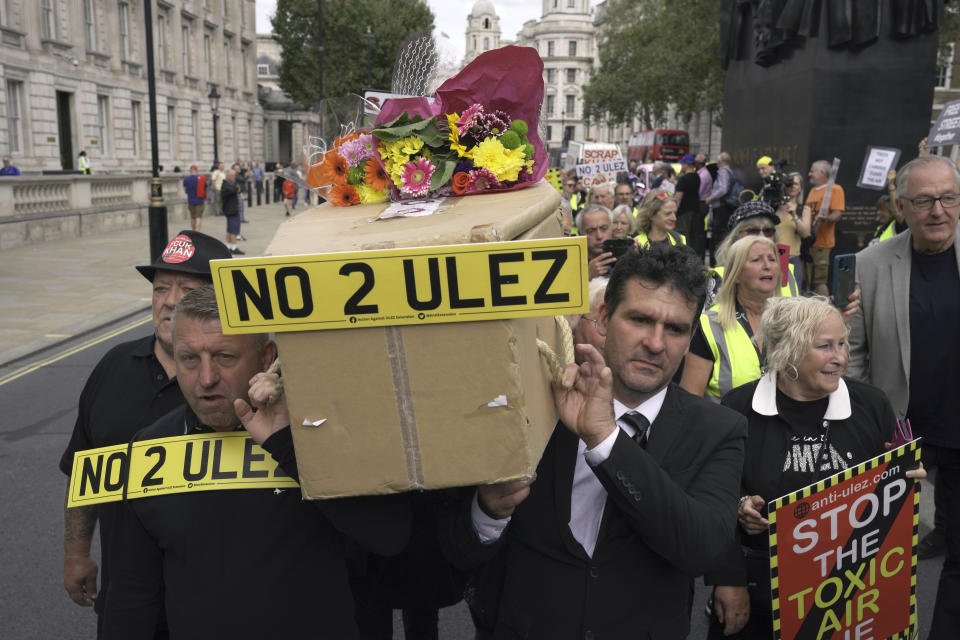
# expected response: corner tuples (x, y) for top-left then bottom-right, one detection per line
(472, 387), (668, 555)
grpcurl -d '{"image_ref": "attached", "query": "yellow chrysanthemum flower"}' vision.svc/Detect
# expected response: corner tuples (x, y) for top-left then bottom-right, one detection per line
(397, 135), (424, 156)
(446, 113), (473, 159)
(472, 137), (526, 182)
(356, 183), (388, 204)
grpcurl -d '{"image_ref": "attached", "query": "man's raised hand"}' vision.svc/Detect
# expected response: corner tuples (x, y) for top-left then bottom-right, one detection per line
(553, 343), (617, 449)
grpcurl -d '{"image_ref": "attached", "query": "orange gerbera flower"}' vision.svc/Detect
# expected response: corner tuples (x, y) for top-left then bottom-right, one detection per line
(364, 161), (391, 191)
(329, 184), (360, 206)
(320, 150), (349, 186)
(335, 132), (362, 146)
(306, 161), (326, 189)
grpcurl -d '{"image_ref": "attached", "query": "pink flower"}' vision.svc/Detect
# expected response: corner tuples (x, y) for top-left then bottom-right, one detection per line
(456, 103), (485, 136)
(357, 133), (376, 156)
(401, 158), (435, 195)
(338, 139), (373, 167)
(468, 167), (500, 192)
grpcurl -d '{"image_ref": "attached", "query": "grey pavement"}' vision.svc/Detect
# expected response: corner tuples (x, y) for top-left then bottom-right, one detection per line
(0, 195), (300, 367)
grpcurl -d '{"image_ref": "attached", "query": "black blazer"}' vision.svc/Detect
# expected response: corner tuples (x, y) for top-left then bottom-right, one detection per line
(443, 384), (747, 640)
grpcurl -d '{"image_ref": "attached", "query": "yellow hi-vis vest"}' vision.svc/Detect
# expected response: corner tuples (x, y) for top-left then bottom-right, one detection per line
(877, 219), (897, 243)
(700, 306), (761, 400)
(711, 263), (799, 298)
(635, 229), (686, 250)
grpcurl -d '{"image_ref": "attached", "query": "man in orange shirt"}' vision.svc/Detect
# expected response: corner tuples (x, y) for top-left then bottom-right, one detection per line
(803, 160), (844, 295)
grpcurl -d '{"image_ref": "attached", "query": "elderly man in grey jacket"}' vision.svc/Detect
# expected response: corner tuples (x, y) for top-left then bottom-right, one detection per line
(848, 155), (960, 640)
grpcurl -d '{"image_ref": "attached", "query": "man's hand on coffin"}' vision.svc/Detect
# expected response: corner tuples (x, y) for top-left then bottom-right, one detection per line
(235, 371), (289, 444)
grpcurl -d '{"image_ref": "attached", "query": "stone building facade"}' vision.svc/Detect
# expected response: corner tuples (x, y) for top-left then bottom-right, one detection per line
(255, 32), (319, 167)
(0, 0), (263, 174)
(513, 0), (595, 151)
(463, 0), (502, 66)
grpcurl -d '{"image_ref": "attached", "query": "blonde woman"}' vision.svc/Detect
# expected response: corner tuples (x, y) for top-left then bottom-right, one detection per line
(681, 235), (780, 400)
(610, 204), (637, 239)
(634, 189), (685, 249)
(703, 296), (925, 638)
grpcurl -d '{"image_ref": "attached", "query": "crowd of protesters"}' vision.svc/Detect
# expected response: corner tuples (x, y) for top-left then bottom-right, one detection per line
(59, 140), (958, 640)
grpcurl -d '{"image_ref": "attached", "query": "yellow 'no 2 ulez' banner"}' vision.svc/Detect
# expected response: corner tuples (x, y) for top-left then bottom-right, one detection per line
(210, 237), (589, 334)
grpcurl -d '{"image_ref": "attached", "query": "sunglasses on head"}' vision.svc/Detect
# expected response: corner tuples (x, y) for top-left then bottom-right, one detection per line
(742, 226), (777, 237)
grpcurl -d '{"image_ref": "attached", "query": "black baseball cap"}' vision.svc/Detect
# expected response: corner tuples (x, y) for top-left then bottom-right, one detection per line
(136, 230), (233, 282)
(728, 200), (779, 232)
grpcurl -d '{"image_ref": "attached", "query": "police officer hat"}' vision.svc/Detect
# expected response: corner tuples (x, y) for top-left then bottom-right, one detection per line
(136, 230), (233, 282)
(727, 200), (779, 232)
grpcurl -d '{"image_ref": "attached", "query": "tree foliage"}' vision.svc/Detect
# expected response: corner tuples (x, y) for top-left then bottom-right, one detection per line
(272, 0), (436, 107)
(584, 0), (724, 130)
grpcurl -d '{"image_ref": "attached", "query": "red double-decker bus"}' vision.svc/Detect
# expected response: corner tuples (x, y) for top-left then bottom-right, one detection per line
(627, 130), (690, 162)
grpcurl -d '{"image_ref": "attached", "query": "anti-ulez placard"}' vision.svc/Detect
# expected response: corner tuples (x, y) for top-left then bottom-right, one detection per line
(769, 441), (921, 640)
(67, 432), (299, 507)
(209, 237), (589, 334)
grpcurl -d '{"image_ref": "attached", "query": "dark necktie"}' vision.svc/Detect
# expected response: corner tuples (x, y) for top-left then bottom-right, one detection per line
(620, 411), (650, 449)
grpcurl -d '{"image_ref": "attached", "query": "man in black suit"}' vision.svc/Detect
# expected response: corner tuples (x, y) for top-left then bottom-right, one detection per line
(444, 245), (748, 639)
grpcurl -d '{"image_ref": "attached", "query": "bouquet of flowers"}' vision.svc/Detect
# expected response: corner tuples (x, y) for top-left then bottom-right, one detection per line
(373, 103), (537, 200)
(306, 129), (391, 207)
(306, 46), (546, 207)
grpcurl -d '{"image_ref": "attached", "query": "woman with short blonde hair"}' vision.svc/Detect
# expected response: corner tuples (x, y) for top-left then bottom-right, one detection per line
(703, 294), (924, 639)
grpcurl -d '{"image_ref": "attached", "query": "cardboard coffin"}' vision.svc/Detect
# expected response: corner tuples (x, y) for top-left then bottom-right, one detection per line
(265, 181), (566, 498)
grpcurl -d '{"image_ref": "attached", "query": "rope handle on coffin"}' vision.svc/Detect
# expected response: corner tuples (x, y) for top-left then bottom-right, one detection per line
(536, 316), (575, 387)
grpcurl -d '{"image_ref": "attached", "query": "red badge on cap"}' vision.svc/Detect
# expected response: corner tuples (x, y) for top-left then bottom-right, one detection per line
(162, 234), (196, 264)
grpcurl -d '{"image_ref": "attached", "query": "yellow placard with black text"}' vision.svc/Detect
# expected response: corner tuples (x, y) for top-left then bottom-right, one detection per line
(67, 432), (299, 507)
(210, 237), (589, 334)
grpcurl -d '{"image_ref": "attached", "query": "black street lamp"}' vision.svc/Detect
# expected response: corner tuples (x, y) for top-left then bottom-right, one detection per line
(208, 85), (221, 167)
(143, 0), (167, 262)
(560, 110), (567, 150)
(363, 26), (374, 90)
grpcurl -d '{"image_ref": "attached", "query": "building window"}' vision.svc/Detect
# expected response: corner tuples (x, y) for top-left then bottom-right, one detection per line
(190, 109), (199, 159)
(241, 45), (248, 88)
(84, 0), (97, 51)
(182, 25), (191, 72)
(546, 125), (552, 141)
(546, 94), (555, 115)
(568, 0), (575, 6)
(167, 106), (177, 158)
(564, 125), (574, 143)
(568, 40), (577, 57)
(224, 39), (231, 85)
(204, 33), (212, 77)
(97, 95), (110, 152)
(223, 0), (229, 17)
(240, 0), (245, 27)
(247, 117), (253, 159)
(257, 63), (269, 76)
(565, 94), (575, 115)
(936, 44), (955, 88)
(566, 68), (576, 83)
(157, 13), (168, 68)
(547, 40), (555, 57)
(41, 0), (56, 40)
(484, 18), (489, 29)
(0, 0), (7, 27)
(546, 68), (556, 83)
(131, 100), (142, 157)
(6, 80), (23, 153)
(119, 2), (131, 60)
(483, 37), (489, 50)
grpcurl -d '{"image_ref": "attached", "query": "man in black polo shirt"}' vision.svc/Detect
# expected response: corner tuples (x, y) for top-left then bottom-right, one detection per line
(60, 231), (231, 636)
(103, 286), (410, 638)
